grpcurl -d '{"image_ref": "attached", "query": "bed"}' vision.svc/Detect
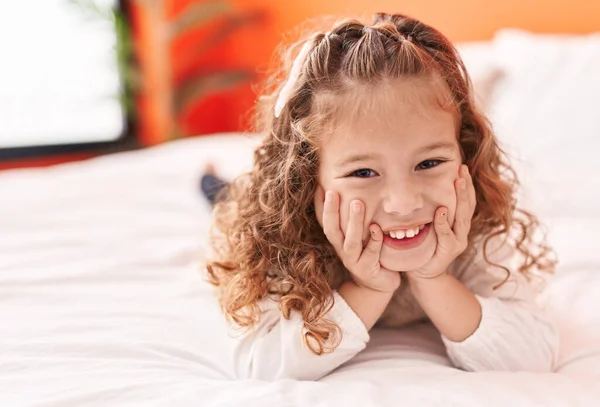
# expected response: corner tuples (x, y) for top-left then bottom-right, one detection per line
(2, 29), (600, 406)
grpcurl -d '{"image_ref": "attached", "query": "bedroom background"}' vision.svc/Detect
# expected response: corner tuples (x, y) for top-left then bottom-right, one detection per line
(1, 0), (599, 170)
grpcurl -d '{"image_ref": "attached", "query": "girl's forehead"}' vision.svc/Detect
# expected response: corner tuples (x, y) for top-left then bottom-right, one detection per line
(320, 76), (458, 145)
(348, 76), (452, 117)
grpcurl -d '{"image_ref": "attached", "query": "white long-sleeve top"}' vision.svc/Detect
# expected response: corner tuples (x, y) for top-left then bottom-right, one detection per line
(229, 236), (559, 380)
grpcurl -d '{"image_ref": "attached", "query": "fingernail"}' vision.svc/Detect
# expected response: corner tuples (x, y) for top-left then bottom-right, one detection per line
(440, 210), (447, 217)
(353, 201), (361, 213)
(325, 191), (333, 202)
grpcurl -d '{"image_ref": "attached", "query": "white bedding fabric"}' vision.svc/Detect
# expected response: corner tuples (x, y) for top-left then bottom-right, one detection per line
(1, 134), (600, 407)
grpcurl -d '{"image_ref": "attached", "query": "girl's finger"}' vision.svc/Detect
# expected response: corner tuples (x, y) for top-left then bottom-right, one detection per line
(322, 190), (345, 253)
(453, 174), (472, 238)
(434, 206), (454, 247)
(343, 200), (365, 263)
(462, 165), (477, 212)
(357, 224), (384, 271)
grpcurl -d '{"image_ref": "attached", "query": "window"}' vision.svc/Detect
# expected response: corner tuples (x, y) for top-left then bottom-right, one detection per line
(0, 0), (130, 159)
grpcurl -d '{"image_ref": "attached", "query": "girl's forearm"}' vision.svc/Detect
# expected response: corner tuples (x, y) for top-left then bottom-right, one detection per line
(339, 281), (395, 330)
(408, 273), (482, 342)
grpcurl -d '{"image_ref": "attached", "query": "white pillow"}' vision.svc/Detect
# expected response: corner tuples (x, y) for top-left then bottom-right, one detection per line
(455, 41), (503, 112)
(487, 29), (600, 220)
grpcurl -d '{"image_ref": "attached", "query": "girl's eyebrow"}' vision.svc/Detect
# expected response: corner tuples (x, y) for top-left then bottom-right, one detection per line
(336, 153), (380, 167)
(416, 141), (457, 154)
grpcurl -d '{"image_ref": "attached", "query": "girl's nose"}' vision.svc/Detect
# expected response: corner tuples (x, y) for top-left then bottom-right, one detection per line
(381, 179), (424, 216)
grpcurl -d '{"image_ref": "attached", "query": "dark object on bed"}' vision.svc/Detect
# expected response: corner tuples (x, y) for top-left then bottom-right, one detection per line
(200, 172), (228, 206)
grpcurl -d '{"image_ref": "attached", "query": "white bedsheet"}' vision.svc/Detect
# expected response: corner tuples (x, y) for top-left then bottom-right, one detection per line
(1, 134), (600, 407)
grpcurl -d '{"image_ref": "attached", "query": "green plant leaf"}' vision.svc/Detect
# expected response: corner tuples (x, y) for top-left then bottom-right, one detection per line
(67, 0), (138, 122)
(65, 0), (112, 21)
(173, 69), (254, 115)
(169, 0), (231, 40)
(113, 8), (139, 120)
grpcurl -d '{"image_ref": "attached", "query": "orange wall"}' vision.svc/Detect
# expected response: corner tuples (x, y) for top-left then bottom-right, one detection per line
(234, 0), (600, 42)
(131, 0), (271, 145)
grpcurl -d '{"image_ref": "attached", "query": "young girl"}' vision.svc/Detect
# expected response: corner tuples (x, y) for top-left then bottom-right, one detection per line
(205, 12), (559, 381)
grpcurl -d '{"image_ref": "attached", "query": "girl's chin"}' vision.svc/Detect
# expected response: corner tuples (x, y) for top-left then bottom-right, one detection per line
(379, 258), (428, 273)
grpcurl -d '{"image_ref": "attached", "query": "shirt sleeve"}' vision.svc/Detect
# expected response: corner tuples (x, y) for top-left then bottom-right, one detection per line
(441, 236), (560, 372)
(230, 291), (370, 381)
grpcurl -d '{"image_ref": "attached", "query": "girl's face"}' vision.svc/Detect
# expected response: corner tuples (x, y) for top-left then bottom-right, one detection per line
(313, 80), (462, 272)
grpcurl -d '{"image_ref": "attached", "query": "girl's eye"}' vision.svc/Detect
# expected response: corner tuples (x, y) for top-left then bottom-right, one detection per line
(416, 159), (445, 170)
(349, 168), (377, 178)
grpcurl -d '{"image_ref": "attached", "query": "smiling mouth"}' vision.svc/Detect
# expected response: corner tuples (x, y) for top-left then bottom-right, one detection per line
(381, 222), (432, 250)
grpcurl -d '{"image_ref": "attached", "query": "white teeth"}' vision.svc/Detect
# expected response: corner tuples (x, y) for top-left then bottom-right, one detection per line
(387, 224), (427, 240)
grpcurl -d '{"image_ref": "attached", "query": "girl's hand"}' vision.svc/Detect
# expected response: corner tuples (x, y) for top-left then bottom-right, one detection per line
(322, 191), (401, 293)
(408, 165), (476, 280)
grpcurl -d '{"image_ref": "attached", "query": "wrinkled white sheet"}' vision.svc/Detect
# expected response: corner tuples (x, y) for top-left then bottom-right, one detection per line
(1, 134), (599, 406)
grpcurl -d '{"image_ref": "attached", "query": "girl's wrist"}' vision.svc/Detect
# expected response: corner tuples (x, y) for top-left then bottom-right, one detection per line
(406, 271), (449, 292)
(350, 277), (398, 294)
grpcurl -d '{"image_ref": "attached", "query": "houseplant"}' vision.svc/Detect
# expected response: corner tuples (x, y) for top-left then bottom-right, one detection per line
(69, 0), (265, 144)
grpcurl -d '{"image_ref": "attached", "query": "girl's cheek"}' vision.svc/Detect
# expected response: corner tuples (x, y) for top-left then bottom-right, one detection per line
(426, 177), (458, 223)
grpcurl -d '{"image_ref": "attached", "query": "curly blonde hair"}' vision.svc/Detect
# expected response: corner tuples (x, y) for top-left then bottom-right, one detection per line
(206, 13), (556, 355)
